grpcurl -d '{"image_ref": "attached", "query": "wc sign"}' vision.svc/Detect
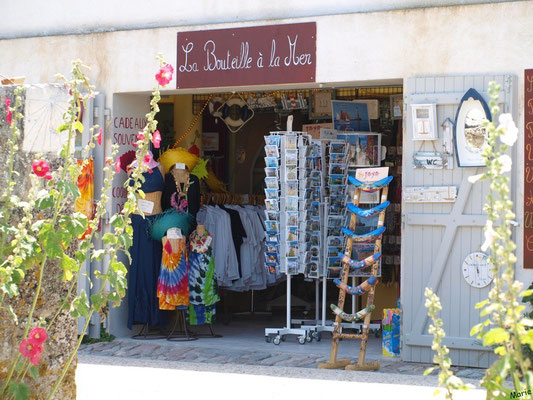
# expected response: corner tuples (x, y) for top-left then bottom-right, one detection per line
(413, 151), (447, 169)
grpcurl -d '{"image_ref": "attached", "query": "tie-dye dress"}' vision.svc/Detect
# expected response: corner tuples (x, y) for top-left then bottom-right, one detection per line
(157, 238), (189, 310)
(187, 230), (220, 324)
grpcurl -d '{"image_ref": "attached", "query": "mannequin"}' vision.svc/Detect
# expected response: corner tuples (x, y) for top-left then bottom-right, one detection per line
(124, 150), (166, 331)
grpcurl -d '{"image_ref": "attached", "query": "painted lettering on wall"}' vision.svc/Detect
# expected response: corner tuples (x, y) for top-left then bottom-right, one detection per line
(112, 114), (147, 213)
(176, 23), (316, 89)
(524, 69), (533, 268)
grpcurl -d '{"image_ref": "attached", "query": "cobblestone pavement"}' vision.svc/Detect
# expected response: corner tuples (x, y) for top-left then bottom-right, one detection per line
(79, 339), (486, 381)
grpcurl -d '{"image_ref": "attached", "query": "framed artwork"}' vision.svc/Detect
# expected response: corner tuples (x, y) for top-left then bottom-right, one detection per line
(390, 94), (403, 120)
(337, 133), (381, 167)
(454, 88), (492, 167)
(331, 100), (371, 132)
(410, 104), (438, 140)
(309, 89), (334, 119)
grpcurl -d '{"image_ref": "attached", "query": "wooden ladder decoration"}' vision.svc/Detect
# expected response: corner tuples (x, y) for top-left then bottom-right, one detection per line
(318, 176), (390, 371)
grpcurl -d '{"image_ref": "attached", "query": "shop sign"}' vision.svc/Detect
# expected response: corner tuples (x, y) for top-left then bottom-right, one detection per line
(176, 22), (316, 89)
(524, 69), (533, 268)
(302, 122), (332, 139)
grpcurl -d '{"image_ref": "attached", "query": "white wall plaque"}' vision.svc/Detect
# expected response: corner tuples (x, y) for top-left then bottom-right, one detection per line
(404, 186), (457, 203)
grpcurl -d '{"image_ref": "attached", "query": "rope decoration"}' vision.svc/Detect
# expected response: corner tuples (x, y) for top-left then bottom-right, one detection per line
(173, 94), (213, 148)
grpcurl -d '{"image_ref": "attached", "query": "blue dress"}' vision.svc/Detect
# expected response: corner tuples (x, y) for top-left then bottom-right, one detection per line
(127, 168), (166, 329)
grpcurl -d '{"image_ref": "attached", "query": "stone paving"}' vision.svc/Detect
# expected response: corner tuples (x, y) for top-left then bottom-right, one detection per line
(79, 339), (486, 381)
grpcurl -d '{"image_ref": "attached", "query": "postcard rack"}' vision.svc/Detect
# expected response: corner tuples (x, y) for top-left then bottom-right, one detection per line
(318, 173), (391, 371)
(264, 130), (316, 345)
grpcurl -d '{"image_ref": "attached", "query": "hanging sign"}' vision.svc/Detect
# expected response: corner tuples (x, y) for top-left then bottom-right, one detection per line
(413, 151), (447, 169)
(176, 22), (316, 89)
(524, 69), (533, 269)
(403, 186), (457, 203)
(303, 123), (333, 139)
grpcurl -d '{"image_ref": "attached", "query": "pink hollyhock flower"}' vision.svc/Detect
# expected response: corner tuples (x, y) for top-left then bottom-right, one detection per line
(29, 327), (48, 346)
(115, 158), (121, 174)
(19, 339), (42, 365)
(5, 97), (12, 124)
(32, 160), (50, 177)
(97, 128), (103, 146)
(152, 130), (161, 149)
(155, 64), (174, 87)
(143, 154), (152, 165)
(137, 132), (145, 141)
(44, 173), (53, 181)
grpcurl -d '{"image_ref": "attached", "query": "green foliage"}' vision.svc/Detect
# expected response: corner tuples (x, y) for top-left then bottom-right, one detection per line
(80, 327), (115, 345)
(0, 55), (171, 399)
(425, 82), (532, 398)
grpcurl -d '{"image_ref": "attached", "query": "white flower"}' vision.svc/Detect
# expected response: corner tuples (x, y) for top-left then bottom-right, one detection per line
(498, 154), (512, 173)
(498, 113), (518, 146)
(468, 174), (484, 184)
(481, 220), (498, 252)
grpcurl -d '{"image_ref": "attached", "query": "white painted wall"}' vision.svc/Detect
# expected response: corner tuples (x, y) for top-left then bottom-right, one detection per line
(0, 0), (519, 39)
(0, 2), (531, 288)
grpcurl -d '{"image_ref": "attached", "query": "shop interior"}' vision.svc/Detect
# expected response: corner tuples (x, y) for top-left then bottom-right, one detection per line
(128, 85), (403, 358)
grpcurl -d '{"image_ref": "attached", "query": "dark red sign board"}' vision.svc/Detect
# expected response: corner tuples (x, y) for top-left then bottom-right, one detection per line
(524, 69), (533, 268)
(176, 23), (316, 89)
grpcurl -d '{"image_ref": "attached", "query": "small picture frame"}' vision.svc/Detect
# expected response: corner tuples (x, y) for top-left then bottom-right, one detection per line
(411, 104), (438, 141)
(309, 89), (334, 120)
(390, 94), (403, 120)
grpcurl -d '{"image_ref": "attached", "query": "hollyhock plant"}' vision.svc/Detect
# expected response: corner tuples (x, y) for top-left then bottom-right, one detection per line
(97, 128), (102, 146)
(32, 160), (50, 178)
(155, 64), (174, 87)
(498, 113), (518, 146)
(115, 158), (121, 174)
(29, 327), (47, 346)
(152, 130), (161, 149)
(5, 97), (12, 124)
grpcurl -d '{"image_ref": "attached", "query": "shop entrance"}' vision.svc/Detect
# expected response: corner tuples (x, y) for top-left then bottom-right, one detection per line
(109, 84), (404, 363)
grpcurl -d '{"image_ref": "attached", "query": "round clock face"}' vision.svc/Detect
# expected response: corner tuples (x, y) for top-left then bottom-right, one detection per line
(462, 252), (494, 288)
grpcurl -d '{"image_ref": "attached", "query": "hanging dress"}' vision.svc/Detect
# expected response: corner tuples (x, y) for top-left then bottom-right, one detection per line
(187, 229), (220, 325)
(127, 168), (165, 329)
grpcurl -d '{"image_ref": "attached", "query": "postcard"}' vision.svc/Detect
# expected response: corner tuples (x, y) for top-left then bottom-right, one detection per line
(265, 157), (278, 168)
(286, 241), (299, 257)
(264, 167), (278, 178)
(285, 196), (298, 211)
(286, 211), (299, 227)
(285, 150), (298, 165)
(330, 153), (346, 163)
(265, 145), (279, 158)
(286, 166), (298, 181)
(265, 199), (279, 211)
(265, 177), (278, 189)
(265, 210), (279, 221)
(285, 135), (297, 150)
(330, 142), (346, 155)
(265, 220), (278, 231)
(329, 174), (345, 186)
(265, 252), (278, 264)
(266, 263), (278, 274)
(327, 236), (344, 248)
(265, 135), (280, 146)
(266, 232), (278, 242)
(265, 188), (278, 199)
(286, 181), (298, 196)
(329, 163), (346, 175)
(266, 241), (278, 253)
(287, 226), (298, 242)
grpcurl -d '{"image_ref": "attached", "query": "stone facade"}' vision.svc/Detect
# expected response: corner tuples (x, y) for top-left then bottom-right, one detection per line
(0, 85), (77, 400)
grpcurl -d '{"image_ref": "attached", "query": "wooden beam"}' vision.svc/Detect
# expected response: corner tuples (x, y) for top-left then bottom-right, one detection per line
(404, 334), (487, 352)
(406, 214), (486, 227)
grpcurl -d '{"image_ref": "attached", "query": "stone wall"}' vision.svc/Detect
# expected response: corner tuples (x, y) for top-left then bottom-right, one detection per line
(0, 85), (77, 400)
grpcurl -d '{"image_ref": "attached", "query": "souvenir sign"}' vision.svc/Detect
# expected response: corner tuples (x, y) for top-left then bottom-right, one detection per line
(462, 252), (494, 288)
(354, 167), (389, 204)
(413, 151), (447, 169)
(410, 104), (438, 140)
(403, 186), (457, 203)
(454, 88), (492, 167)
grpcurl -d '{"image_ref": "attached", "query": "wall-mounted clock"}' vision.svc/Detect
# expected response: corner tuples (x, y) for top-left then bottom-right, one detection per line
(462, 252), (494, 288)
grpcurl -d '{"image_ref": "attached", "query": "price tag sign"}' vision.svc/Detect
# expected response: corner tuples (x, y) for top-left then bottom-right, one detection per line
(137, 199), (154, 214)
(167, 228), (182, 239)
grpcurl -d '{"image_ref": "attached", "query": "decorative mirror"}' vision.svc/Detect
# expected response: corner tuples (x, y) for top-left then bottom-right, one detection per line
(454, 88), (492, 167)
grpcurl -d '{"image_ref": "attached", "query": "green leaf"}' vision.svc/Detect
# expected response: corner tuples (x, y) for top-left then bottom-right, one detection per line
(61, 254), (79, 282)
(70, 290), (90, 318)
(57, 181), (80, 198)
(108, 262), (127, 296)
(28, 366), (39, 380)
(11, 268), (25, 284)
(37, 223), (62, 259)
(483, 328), (510, 346)
(102, 233), (117, 245)
(107, 292), (122, 307)
(7, 381), (30, 400)
(74, 121), (84, 133)
(117, 233), (133, 250)
(34, 190), (54, 210)
(494, 346), (506, 356)
(470, 323), (483, 336)
(423, 367), (435, 376)
(60, 212), (87, 238)
(57, 123), (69, 133)
(90, 293), (106, 313)
(475, 299), (489, 309)
(91, 249), (106, 261)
